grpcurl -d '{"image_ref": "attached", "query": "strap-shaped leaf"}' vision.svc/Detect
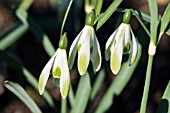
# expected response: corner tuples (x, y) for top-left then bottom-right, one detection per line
(90, 68), (105, 100)
(148, 0), (159, 44)
(0, 51), (57, 110)
(4, 81), (42, 113)
(159, 3), (170, 42)
(96, 0), (123, 30)
(71, 72), (91, 113)
(95, 39), (142, 113)
(166, 28), (170, 36)
(157, 81), (170, 113)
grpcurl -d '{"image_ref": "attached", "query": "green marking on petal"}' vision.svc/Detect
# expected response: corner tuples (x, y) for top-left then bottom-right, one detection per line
(38, 74), (45, 95)
(53, 67), (61, 78)
(114, 40), (116, 46)
(123, 43), (131, 54)
(78, 54), (88, 75)
(90, 46), (93, 54)
(61, 78), (70, 99)
(77, 44), (81, 52)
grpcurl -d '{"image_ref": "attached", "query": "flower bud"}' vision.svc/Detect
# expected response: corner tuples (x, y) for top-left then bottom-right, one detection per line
(59, 32), (68, 49)
(86, 9), (96, 26)
(123, 9), (131, 24)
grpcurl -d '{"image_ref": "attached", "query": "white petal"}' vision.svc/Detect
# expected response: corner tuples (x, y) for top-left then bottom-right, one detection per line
(130, 27), (138, 64)
(60, 50), (70, 99)
(38, 55), (56, 95)
(110, 23), (126, 52)
(123, 24), (131, 54)
(105, 29), (118, 61)
(52, 48), (63, 78)
(110, 32), (124, 75)
(91, 29), (102, 72)
(68, 30), (82, 69)
(78, 26), (91, 75)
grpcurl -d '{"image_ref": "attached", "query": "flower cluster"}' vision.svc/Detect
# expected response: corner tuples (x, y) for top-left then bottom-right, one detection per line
(38, 9), (138, 99)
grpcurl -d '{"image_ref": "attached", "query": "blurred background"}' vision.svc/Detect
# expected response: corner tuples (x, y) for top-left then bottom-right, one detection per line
(0, 0), (170, 113)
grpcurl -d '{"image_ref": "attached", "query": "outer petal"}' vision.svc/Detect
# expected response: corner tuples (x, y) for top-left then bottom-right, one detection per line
(130, 27), (138, 65)
(110, 32), (124, 75)
(123, 24), (131, 54)
(78, 26), (91, 75)
(60, 50), (70, 99)
(91, 28), (102, 72)
(68, 30), (82, 69)
(38, 55), (56, 95)
(105, 29), (118, 61)
(52, 48), (63, 78)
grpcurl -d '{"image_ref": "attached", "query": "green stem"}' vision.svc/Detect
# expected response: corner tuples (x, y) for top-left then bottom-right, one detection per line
(19, 0), (33, 10)
(61, 98), (67, 113)
(140, 55), (154, 113)
(60, 0), (73, 38)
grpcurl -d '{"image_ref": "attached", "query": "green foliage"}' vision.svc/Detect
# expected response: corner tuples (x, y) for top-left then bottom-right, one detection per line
(70, 72), (91, 113)
(4, 81), (42, 113)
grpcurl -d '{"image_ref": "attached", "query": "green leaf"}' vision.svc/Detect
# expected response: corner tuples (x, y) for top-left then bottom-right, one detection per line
(0, 9), (28, 50)
(4, 81), (42, 113)
(71, 72), (91, 113)
(19, 0), (33, 10)
(94, 41), (142, 113)
(0, 51), (57, 110)
(159, 2), (170, 42)
(166, 28), (170, 36)
(28, 16), (55, 57)
(148, 0), (159, 44)
(96, 0), (123, 30)
(68, 84), (75, 107)
(157, 81), (170, 113)
(90, 68), (105, 100)
(0, 25), (28, 50)
(94, 0), (103, 16)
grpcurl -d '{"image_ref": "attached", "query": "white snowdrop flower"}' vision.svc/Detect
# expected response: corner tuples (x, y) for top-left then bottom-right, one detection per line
(105, 10), (138, 74)
(39, 34), (70, 99)
(68, 10), (102, 75)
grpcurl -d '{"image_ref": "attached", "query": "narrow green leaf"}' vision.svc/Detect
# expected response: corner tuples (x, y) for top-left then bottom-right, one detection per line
(96, 0), (123, 30)
(95, 41), (142, 113)
(71, 72), (91, 113)
(0, 51), (57, 110)
(148, 0), (159, 44)
(28, 16), (55, 57)
(0, 25), (28, 50)
(19, 0), (33, 10)
(166, 28), (170, 36)
(68, 84), (75, 107)
(0, 9), (28, 50)
(4, 81), (42, 113)
(159, 3), (170, 42)
(90, 68), (105, 100)
(157, 81), (170, 113)
(94, 0), (103, 16)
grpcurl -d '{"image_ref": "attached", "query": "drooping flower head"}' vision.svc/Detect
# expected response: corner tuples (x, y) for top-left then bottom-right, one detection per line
(38, 33), (70, 99)
(105, 10), (138, 74)
(68, 10), (102, 75)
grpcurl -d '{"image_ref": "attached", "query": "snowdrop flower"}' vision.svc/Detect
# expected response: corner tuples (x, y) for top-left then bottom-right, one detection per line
(105, 10), (138, 74)
(68, 10), (102, 75)
(38, 33), (70, 99)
